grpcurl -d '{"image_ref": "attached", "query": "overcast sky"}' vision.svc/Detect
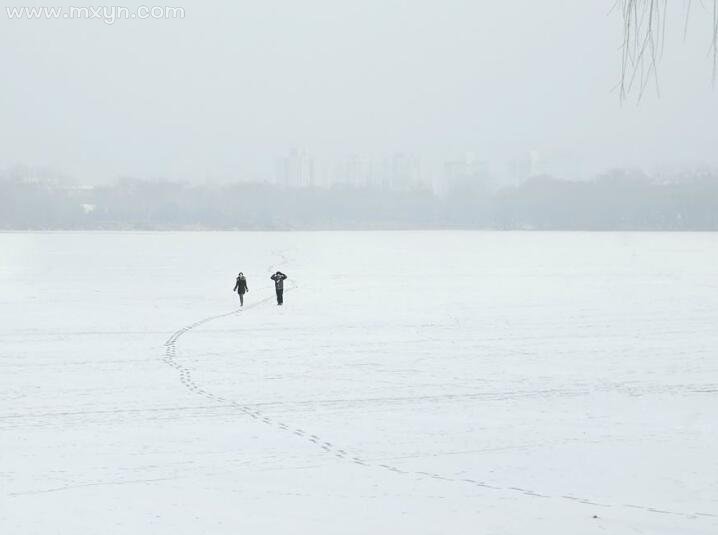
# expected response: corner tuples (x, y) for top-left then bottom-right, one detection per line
(1, 0), (717, 183)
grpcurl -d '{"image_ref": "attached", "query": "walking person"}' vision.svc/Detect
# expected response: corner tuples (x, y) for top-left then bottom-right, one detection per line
(233, 272), (249, 306)
(270, 271), (287, 305)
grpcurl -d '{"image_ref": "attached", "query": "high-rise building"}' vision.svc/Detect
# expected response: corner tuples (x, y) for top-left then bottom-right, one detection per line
(277, 149), (315, 188)
(529, 149), (545, 177)
(335, 154), (374, 188)
(442, 152), (491, 195)
(380, 153), (423, 191)
(506, 153), (532, 186)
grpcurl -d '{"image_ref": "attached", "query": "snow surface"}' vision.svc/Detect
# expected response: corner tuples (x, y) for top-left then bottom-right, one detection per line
(1, 231), (717, 534)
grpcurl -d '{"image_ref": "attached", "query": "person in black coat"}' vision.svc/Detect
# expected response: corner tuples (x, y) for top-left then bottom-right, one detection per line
(233, 272), (249, 306)
(270, 271), (287, 305)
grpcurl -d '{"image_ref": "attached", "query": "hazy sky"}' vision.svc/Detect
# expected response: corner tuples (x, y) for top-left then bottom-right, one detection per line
(1, 0), (717, 183)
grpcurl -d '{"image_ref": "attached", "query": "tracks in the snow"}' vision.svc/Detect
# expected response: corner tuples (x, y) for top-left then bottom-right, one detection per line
(160, 253), (717, 522)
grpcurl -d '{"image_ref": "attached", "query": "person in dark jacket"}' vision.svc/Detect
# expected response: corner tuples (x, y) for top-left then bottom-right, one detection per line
(233, 272), (249, 306)
(270, 271), (287, 305)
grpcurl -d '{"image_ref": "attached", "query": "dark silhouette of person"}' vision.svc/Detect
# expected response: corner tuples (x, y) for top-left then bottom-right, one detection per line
(270, 271), (287, 305)
(233, 272), (249, 306)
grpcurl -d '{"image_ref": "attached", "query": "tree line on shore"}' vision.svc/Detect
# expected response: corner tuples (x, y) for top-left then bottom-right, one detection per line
(2, 169), (718, 230)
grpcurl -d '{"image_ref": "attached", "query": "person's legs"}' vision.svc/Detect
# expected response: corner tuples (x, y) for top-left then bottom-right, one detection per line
(278, 289), (283, 305)
(239, 292), (244, 306)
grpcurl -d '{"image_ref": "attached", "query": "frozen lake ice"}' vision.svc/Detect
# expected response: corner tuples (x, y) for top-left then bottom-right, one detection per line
(1, 231), (717, 534)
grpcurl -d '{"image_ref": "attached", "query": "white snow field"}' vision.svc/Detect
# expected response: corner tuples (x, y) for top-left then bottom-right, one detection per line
(1, 231), (717, 534)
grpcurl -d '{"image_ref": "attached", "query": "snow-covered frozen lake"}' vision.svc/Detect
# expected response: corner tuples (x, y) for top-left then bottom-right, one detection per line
(2, 231), (717, 534)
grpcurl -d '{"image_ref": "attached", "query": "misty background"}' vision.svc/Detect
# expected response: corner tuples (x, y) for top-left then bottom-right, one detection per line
(2, 1), (717, 229)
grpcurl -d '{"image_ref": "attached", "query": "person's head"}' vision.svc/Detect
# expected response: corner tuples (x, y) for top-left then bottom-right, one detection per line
(238, 272), (243, 277)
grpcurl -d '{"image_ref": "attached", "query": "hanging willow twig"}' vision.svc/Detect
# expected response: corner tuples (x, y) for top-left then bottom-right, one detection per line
(712, 0), (718, 84)
(618, 0), (718, 101)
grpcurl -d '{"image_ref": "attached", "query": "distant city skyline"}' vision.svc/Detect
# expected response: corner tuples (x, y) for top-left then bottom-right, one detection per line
(4, 147), (715, 194)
